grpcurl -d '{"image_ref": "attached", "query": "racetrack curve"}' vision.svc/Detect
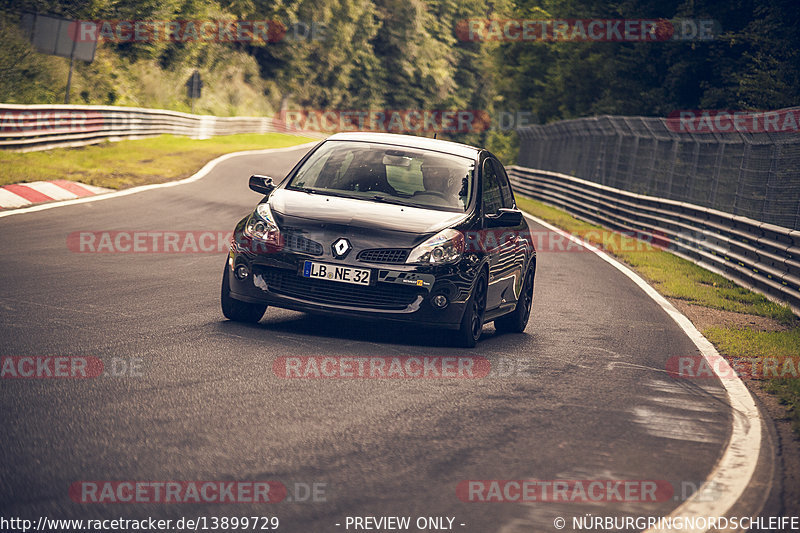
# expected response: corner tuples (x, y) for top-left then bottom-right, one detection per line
(0, 145), (767, 532)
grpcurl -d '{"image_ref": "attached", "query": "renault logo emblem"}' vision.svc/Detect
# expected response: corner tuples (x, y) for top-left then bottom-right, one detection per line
(331, 238), (352, 259)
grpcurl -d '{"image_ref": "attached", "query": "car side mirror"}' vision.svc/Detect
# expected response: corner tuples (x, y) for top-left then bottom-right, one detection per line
(486, 208), (523, 227)
(249, 175), (275, 195)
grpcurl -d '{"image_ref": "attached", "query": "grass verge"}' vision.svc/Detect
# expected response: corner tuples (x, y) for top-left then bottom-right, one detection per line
(516, 195), (800, 433)
(705, 327), (800, 433)
(0, 133), (318, 189)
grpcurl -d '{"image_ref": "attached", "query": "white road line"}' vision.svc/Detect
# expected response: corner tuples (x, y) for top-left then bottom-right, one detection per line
(0, 187), (32, 208)
(0, 141), (320, 219)
(523, 213), (763, 533)
(23, 181), (79, 201)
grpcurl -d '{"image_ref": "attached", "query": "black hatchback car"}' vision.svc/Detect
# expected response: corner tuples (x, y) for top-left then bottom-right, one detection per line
(221, 132), (536, 347)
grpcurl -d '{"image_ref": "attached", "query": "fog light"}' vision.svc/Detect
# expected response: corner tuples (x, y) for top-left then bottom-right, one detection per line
(432, 294), (448, 309)
(235, 264), (250, 280)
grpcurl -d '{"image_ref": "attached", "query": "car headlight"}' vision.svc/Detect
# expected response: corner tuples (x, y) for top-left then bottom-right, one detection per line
(406, 229), (464, 264)
(244, 203), (282, 246)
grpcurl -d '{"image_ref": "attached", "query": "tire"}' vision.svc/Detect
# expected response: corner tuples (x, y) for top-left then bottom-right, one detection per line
(221, 262), (267, 323)
(454, 270), (488, 348)
(494, 266), (534, 334)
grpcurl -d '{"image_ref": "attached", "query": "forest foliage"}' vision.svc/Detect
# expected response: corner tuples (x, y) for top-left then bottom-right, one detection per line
(1, 0), (798, 162)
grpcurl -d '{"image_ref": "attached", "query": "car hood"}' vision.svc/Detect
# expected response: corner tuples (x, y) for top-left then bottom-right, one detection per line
(268, 188), (468, 235)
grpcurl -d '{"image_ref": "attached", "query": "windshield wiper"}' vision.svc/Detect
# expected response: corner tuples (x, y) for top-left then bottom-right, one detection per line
(291, 185), (317, 194)
(370, 195), (418, 207)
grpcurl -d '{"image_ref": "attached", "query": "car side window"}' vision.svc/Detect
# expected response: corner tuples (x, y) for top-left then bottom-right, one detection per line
(482, 158), (503, 214)
(492, 159), (515, 208)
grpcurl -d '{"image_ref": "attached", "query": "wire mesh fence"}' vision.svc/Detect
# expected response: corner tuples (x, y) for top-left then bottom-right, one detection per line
(517, 108), (800, 230)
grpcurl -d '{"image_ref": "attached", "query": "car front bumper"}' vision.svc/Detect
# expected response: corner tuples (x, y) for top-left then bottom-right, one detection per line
(225, 244), (480, 330)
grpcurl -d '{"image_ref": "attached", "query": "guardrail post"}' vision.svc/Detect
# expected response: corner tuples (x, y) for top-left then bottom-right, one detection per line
(193, 115), (214, 140)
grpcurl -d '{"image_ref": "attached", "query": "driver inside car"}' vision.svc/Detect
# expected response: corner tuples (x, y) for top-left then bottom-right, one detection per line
(420, 163), (461, 206)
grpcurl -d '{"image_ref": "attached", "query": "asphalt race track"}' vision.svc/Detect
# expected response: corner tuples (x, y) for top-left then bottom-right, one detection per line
(0, 145), (764, 532)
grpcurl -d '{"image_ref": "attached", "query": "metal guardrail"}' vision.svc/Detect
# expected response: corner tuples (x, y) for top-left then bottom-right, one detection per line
(0, 104), (311, 152)
(508, 165), (800, 314)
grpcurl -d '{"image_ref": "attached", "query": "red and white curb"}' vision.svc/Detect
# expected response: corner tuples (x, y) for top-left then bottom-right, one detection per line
(0, 181), (111, 209)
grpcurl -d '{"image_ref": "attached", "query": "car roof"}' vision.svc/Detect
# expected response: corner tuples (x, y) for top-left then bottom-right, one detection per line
(325, 132), (481, 160)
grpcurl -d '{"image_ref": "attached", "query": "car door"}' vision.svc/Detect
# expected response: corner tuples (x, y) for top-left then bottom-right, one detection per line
(492, 158), (529, 304)
(481, 156), (519, 310)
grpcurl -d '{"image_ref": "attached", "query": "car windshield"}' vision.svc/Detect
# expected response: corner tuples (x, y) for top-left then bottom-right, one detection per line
(287, 141), (475, 212)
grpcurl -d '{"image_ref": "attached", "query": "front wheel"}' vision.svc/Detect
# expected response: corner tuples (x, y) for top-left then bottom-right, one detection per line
(494, 266), (534, 334)
(221, 262), (267, 323)
(454, 270), (488, 348)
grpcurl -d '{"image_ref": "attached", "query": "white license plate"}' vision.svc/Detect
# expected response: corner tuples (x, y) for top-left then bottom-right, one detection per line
(302, 261), (371, 285)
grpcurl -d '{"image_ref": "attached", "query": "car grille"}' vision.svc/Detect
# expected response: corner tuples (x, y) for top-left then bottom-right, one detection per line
(357, 248), (410, 264)
(253, 266), (424, 310)
(283, 233), (323, 255)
